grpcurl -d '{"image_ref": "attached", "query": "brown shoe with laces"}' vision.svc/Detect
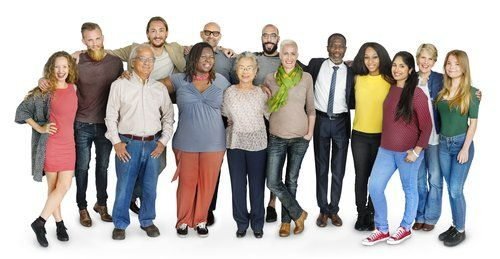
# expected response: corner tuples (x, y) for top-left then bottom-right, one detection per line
(422, 223), (435, 231)
(79, 208), (92, 227)
(330, 213), (343, 227)
(412, 222), (424, 230)
(293, 210), (308, 234)
(316, 213), (328, 227)
(93, 203), (113, 222)
(279, 223), (291, 237)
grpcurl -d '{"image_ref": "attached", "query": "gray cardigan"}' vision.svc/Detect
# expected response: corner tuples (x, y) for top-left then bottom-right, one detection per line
(15, 93), (51, 182)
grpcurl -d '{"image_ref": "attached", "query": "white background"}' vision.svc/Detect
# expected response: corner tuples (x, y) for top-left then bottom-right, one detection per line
(0, 0), (497, 258)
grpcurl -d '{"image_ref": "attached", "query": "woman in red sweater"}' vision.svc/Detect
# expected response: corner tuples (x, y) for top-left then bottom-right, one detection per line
(361, 51), (432, 246)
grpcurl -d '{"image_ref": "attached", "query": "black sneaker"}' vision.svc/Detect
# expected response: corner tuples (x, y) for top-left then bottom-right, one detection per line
(56, 221), (69, 241)
(265, 206), (277, 223)
(195, 223), (209, 237)
(354, 215), (367, 231)
(207, 211), (215, 226)
(236, 229), (246, 238)
(439, 226), (457, 241)
(364, 212), (375, 231)
(176, 223), (188, 238)
(31, 218), (48, 247)
(444, 229), (466, 247)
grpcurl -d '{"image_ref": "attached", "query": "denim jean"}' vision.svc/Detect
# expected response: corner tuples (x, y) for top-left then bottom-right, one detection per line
(112, 135), (160, 229)
(266, 134), (309, 223)
(74, 121), (112, 209)
(415, 144), (443, 224)
(368, 147), (424, 232)
(439, 133), (474, 232)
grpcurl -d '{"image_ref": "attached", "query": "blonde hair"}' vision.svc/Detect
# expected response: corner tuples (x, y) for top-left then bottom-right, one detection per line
(416, 43), (438, 61)
(436, 50), (472, 115)
(26, 51), (78, 99)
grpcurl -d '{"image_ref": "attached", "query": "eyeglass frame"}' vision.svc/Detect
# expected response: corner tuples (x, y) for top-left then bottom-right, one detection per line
(202, 30), (221, 37)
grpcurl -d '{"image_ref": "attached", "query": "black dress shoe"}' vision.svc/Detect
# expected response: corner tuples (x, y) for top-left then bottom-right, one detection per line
(207, 211), (215, 226)
(130, 200), (140, 214)
(31, 218), (48, 247)
(439, 226), (457, 241)
(236, 229), (247, 238)
(112, 228), (126, 240)
(354, 215), (367, 231)
(363, 212), (375, 231)
(265, 206), (277, 223)
(444, 229), (466, 247)
(253, 230), (263, 238)
(56, 221), (69, 241)
(141, 224), (160, 237)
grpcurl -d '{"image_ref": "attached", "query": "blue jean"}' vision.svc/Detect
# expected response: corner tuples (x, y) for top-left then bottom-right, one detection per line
(266, 135), (309, 223)
(415, 144), (443, 224)
(368, 147), (424, 232)
(439, 133), (474, 231)
(74, 121), (112, 209)
(112, 135), (160, 229)
(227, 148), (267, 232)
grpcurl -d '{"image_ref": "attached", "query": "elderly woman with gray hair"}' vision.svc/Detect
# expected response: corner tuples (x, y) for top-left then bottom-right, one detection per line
(221, 52), (269, 238)
(264, 40), (316, 237)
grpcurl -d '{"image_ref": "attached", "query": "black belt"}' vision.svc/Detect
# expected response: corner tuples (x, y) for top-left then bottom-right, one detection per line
(121, 131), (161, 141)
(316, 110), (347, 120)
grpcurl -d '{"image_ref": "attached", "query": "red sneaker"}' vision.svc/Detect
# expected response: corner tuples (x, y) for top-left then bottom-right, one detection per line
(387, 227), (412, 245)
(361, 229), (390, 246)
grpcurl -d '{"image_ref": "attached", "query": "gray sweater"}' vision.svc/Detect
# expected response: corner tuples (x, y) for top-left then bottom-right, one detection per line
(15, 92), (51, 182)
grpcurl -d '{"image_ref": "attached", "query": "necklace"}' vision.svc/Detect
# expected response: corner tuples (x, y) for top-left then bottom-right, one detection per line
(193, 73), (209, 81)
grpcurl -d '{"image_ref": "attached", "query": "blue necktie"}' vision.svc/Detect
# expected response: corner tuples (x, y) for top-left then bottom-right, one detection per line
(327, 66), (339, 117)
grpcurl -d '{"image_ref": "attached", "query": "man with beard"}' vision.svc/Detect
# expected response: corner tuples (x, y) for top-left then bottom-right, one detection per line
(303, 33), (355, 228)
(107, 16), (185, 214)
(39, 22), (124, 227)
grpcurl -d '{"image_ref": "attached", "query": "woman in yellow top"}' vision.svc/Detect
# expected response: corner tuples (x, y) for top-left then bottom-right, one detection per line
(350, 42), (394, 231)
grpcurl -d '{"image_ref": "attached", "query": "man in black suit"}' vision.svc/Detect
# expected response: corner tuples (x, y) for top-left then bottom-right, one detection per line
(304, 33), (354, 228)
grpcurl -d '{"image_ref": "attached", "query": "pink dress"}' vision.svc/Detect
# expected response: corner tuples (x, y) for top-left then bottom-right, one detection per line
(44, 84), (78, 172)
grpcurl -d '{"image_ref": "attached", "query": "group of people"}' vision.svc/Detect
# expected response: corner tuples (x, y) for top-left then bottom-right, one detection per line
(15, 16), (480, 248)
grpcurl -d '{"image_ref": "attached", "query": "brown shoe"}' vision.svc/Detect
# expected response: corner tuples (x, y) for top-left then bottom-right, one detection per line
(330, 213), (342, 227)
(316, 213), (328, 227)
(93, 203), (113, 222)
(279, 223), (291, 237)
(293, 210), (308, 234)
(79, 209), (92, 227)
(112, 228), (125, 240)
(412, 222), (424, 230)
(422, 223), (435, 231)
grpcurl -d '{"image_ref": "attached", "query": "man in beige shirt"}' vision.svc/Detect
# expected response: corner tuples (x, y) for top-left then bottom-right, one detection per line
(105, 44), (174, 240)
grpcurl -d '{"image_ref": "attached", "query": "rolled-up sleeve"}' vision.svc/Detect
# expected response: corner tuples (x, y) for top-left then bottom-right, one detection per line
(104, 81), (122, 145)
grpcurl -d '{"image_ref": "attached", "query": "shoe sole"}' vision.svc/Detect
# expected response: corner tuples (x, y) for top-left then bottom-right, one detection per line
(387, 234), (412, 245)
(361, 237), (389, 246)
(197, 233), (208, 238)
(57, 237), (69, 242)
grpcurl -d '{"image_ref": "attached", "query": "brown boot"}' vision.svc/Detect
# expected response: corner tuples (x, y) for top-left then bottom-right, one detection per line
(293, 210), (308, 234)
(93, 203), (113, 222)
(79, 208), (92, 227)
(279, 223), (291, 237)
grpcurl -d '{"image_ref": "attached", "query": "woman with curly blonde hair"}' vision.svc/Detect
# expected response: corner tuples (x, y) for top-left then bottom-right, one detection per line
(15, 51), (78, 247)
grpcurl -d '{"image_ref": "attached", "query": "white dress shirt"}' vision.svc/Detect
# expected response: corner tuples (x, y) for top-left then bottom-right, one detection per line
(314, 59), (348, 113)
(105, 73), (174, 146)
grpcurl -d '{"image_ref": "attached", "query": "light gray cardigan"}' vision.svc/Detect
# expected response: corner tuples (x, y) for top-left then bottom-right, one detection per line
(15, 93), (51, 182)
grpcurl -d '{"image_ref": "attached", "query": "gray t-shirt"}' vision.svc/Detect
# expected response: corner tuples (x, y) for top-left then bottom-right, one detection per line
(171, 73), (230, 152)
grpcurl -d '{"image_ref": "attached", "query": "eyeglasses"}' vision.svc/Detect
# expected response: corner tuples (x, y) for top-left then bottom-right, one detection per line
(262, 33), (278, 39)
(203, 30), (220, 37)
(237, 66), (255, 72)
(136, 56), (155, 63)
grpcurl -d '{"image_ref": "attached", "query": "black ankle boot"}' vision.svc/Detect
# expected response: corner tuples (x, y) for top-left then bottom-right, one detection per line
(56, 220), (69, 241)
(31, 217), (48, 247)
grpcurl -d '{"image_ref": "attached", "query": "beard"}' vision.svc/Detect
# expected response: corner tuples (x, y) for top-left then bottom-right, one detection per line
(87, 46), (106, 62)
(262, 42), (278, 55)
(150, 38), (165, 48)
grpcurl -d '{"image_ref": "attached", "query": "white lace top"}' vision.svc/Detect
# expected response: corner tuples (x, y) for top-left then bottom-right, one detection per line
(222, 85), (269, 151)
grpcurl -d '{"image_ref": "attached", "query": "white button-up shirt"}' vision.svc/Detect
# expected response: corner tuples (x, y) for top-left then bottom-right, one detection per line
(105, 73), (174, 146)
(314, 59), (348, 113)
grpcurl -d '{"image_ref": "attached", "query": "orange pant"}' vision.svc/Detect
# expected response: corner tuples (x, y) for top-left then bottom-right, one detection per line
(173, 148), (225, 228)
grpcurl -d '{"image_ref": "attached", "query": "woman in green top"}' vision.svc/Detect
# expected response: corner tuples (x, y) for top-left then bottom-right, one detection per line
(436, 50), (479, 247)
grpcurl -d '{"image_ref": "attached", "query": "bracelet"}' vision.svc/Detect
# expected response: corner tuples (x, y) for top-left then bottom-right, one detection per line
(412, 149), (420, 158)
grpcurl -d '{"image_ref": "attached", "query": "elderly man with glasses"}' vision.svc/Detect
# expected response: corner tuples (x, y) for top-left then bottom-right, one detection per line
(105, 44), (174, 240)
